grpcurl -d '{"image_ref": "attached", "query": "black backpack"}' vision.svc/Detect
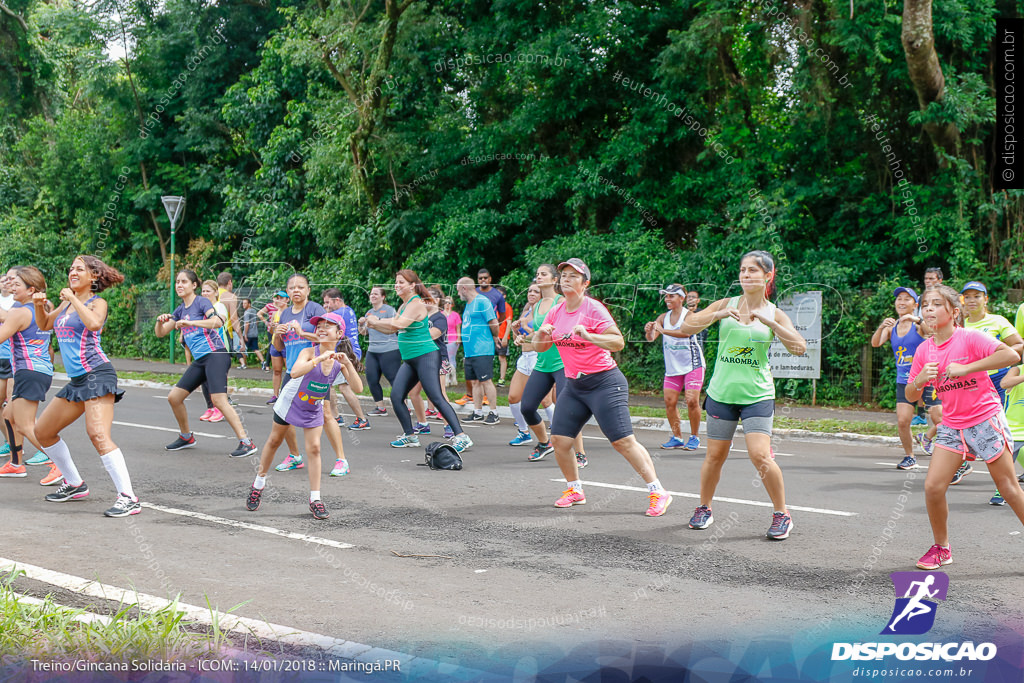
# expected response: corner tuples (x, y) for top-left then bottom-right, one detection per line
(424, 441), (463, 470)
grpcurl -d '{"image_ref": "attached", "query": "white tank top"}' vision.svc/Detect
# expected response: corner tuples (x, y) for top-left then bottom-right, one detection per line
(662, 308), (705, 376)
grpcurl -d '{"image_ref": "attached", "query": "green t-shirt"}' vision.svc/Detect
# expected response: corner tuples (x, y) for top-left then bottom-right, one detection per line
(1015, 303), (1024, 341)
(533, 295), (565, 373)
(1005, 365), (1024, 441)
(396, 296), (436, 360)
(706, 297), (777, 405)
(965, 313), (1017, 376)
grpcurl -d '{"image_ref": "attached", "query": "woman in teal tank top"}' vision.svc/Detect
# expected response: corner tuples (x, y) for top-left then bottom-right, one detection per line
(366, 270), (470, 452)
(676, 251), (806, 541)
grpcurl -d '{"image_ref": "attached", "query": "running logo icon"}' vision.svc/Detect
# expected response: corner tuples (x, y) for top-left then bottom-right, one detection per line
(882, 572), (948, 635)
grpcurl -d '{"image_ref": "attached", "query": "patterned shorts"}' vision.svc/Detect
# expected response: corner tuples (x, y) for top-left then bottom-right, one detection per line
(933, 411), (1013, 463)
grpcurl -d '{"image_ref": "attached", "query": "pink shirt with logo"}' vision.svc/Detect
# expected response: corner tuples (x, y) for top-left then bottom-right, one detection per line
(542, 297), (617, 379)
(908, 328), (1003, 429)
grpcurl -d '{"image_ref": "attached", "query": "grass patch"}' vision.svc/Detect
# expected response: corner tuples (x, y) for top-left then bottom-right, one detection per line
(0, 571), (232, 664)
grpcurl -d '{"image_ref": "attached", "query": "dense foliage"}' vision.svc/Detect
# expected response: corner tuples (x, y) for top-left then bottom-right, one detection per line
(1, 0), (1021, 402)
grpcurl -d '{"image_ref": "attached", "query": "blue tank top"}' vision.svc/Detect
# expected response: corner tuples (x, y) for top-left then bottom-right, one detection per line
(10, 302), (54, 375)
(279, 301), (326, 373)
(890, 322), (926, 385)
(173, 296), (226, 359)
(54, 296), (111, 377)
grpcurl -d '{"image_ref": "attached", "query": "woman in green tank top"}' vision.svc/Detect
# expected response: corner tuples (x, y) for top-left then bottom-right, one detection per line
(676, 251), (806, 541)
(365, 270), (470, 452)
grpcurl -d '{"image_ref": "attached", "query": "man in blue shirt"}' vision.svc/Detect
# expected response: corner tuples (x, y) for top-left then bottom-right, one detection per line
(458, 277), (500, 424)
(476, 268), (509, 385)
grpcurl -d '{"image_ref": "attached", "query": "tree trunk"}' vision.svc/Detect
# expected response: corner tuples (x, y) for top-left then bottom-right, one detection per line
(901, 0), (959, 159)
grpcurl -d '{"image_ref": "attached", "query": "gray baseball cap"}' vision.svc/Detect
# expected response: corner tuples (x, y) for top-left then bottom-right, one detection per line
(557, 258), (591, 281)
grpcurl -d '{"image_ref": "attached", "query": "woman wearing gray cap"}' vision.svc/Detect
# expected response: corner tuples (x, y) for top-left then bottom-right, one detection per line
(645, 283), (705, 451)
(534, 258), (672, 517)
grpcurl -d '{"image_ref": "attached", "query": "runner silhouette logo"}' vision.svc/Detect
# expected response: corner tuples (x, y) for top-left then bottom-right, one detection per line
(882, 572), (949, 635)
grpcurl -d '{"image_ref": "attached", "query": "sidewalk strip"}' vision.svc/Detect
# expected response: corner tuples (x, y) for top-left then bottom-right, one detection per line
(0, 557), (485, 679)
(142, 502), (354, 549)
(113, 421), (228, 439)
(551, 479), (858, 516)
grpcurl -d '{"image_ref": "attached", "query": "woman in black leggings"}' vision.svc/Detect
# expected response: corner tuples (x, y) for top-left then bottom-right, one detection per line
(366, 270), (472, 454)
(358, 286), (402, 417)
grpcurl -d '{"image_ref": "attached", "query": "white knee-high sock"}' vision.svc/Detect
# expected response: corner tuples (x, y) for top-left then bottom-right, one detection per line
(100, 448), (135, 499)
(510, 402), (527, 432)
(43, 439), (82, 486)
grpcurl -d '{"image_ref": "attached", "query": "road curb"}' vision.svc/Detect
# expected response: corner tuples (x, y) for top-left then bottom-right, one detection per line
(99, 375), (898, 445)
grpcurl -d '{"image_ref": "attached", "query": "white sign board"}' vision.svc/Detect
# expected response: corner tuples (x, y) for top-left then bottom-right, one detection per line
(768, 291), (821, 379)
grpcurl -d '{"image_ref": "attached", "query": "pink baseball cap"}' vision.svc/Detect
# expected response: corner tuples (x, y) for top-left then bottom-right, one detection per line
(309, 311), (346, 334)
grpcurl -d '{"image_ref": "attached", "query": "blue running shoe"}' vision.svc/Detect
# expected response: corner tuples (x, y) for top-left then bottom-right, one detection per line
(0, 443), (10, 456)
(451, 433), (473, 453)
(766, 511), (793, 540)
(950, 462), (972, 485)
(390, 434), (420, 448)
(661, 436), (687, 449)
(25, 451), (51, 466)
(897, 455), (917, 470)
(990, 491), (1006, 506)
(683, 435), (701, 450)
(509, 430), (532, 446)
(413, 422), (431, 435)
(688, 505), (713, 530)
(911, 414), (927, 426)
(443, 425), (455, 439)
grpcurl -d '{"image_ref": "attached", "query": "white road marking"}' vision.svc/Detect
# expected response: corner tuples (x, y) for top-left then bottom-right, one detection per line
(551, 479), (857, 516)
(875, 462), (925, 469)
(142, 502), (354, 549)
(113, 421), (227, 439)
(589, 435), (795, 456)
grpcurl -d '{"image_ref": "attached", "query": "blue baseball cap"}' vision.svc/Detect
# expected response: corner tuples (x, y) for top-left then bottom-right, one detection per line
(893, 287), (918, 302)
(275, 290), (288, 298)
(960, 281), (987, 295)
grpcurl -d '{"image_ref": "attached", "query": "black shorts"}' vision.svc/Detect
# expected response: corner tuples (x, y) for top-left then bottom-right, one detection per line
(176, 352), (231, 395)
(497, 341), (509, 357)
(464, 355), (494, 382)
(0, 358), (11, 380)
(245, 337), (259, 352)
(11, 369), (52, 403)
(56, 363), (124, 403)
(551, 367), (634, 443)
(896, 382), (940, 407)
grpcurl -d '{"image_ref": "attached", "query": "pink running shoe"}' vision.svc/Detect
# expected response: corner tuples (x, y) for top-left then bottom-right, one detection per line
(199, 408), (214, 422)
(554, 488), (586, 508)
(646, 490), (673, 517)
(916, 544), (952, 570)
(208, 408), (225, 423)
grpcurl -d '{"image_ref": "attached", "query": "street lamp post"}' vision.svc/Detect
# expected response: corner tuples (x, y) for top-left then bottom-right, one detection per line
(161, 196), (186, 364)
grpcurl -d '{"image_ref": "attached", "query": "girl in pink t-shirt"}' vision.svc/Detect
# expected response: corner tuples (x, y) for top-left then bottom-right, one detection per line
(534, 258), (671, 518)
(906, 285), (1023, 571)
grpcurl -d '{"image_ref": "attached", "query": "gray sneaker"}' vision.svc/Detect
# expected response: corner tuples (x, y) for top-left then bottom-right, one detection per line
(104, 493), (141, 517)
(483, 412), (499, 425)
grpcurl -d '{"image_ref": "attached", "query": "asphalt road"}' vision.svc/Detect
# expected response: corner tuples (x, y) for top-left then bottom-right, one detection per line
(3, 378), (1023, 679)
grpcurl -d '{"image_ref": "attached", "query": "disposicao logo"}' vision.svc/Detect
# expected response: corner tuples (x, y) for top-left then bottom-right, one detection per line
(883, 571), (947, 635)
(831, 572), (997, 662)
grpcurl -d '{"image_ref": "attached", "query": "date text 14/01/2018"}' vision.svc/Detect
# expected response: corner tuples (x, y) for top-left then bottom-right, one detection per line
(240, 659), (403, 673)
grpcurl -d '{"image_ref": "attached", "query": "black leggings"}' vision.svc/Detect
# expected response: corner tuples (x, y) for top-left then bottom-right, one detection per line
(365, 349), (402, 402)
(391, 351), (463, 436)
(521, 368), (566, 426)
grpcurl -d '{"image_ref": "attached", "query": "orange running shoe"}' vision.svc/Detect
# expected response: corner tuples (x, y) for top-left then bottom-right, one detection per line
(0, 461), (27, 478)
(40, 463), (63, 486)
(646, 491), (673, 517)
(454, 394), (471, 406)
(554, 488), (586, 508)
